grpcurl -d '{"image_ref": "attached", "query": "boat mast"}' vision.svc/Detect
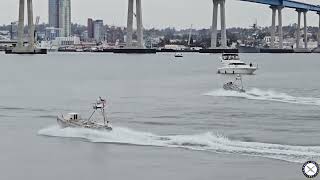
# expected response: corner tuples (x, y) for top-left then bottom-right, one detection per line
(100, 97), (107, 125)
(102, 108), (106, 125)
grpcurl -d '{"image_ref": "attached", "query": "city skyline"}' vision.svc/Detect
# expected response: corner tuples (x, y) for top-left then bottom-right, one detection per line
(1, 0), (320, 29)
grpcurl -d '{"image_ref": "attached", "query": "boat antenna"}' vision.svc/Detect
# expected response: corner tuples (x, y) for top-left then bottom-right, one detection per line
(98, 97), (107, 125)
(102, 107), (106, 125)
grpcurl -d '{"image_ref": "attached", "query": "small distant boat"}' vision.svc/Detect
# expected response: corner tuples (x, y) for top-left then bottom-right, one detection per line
(223, 74), (246, 93)
(174, 53), (183, 58)
(39, 41), (58, 52)
(75, 48), (84, 52)
(218, 53), (258, 74)
(57, 97), (112, 131)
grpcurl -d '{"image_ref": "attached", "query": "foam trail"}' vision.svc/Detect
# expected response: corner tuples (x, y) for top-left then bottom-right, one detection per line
(39, 126), (320, 163)
(204, 88), (320, 106)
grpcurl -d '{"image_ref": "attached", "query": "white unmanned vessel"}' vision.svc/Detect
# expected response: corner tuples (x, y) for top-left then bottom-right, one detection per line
(57, 97), (112, 131)
(223, 74), (246, 93)
(218, 53), (258, 74)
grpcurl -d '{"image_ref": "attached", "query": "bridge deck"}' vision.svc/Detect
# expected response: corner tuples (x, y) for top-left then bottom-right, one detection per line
(240, 0), (320, 12)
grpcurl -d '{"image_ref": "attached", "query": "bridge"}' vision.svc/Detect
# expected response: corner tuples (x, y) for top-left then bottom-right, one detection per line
(237, 0), (320, 50)
(241, 0), (320, 12)
(211, 0), (320, 50)
(124, 0), (320, 50)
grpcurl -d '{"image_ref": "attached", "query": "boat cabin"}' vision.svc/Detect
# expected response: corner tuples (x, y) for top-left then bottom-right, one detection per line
(222, 53), (240, 60)
(66, 113), (80, 121)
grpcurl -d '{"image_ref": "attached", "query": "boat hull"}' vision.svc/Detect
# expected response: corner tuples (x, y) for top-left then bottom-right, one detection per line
(57, 116), (112, 131)
(223, 84), (245, 93)
(218, 67), (257, 75)
(238, 46), (261, 53)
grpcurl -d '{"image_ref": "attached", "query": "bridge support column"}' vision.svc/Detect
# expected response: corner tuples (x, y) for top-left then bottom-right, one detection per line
(303, 11), (308, 49)
(17, 0), (25, 49)
(14, 0), (36, 53)
(211, 0), (227, 49)
(296, 10), (301, 49)
(126, 0), (134, 48)
(220, 0), (227, 48)
(211, 0), (218, 48)
(136, 0), (144, 48)
(27, 0), (35, 49)
(270, 6), (277, 48)
(126, 0), (144, 48)
(278, 7), (283, 49)
(318, 12), (320, 47)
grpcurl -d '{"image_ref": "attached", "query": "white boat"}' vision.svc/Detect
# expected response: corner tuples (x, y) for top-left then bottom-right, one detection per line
(174, 53), (183, 58)
(218, 53), (258, 74)
(57, 97), (112, 131)
(39, 41), (58, 52)
(75, 48), (84, 52)
(223, 74), (245, 93)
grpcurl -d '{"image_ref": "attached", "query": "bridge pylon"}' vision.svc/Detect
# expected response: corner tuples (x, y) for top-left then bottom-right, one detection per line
(318, 12), (320, 48)
(126, 0), (144, 49)
(15, 0), (35, 53)
(211, 0), (227, 49)
(6, 0), (46, 54)
(269, 6), (284, 49)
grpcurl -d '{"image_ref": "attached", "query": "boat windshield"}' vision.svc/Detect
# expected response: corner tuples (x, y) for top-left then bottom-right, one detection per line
(222, 54), (240, 60)
(229, 62), (246, 65)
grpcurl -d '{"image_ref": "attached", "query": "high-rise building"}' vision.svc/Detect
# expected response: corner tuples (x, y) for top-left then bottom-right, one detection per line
(87, 18), (94, 39)
(87, 18), (105, 42)
(48, 0), (71, 37)
(48, 0), (59, 28)
(93, 20), (105, 42)
(59, 0), (71, 37)
(10, 21), (18, 40)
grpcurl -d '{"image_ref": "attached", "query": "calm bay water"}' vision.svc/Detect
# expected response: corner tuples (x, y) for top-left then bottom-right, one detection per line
(0, 52), (319, 179)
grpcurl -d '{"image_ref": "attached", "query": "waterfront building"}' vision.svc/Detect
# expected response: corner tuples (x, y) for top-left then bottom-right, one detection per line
(53, 36), (80, 46)
(45, 27), (61, 40)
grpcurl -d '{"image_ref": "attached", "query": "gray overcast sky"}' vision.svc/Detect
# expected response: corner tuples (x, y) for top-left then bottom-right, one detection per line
(1, 0), (319, 29)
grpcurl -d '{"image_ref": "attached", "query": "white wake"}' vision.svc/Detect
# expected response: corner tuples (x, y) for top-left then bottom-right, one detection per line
(205, 88), (320, 106)
(39, 126), (320, 163)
